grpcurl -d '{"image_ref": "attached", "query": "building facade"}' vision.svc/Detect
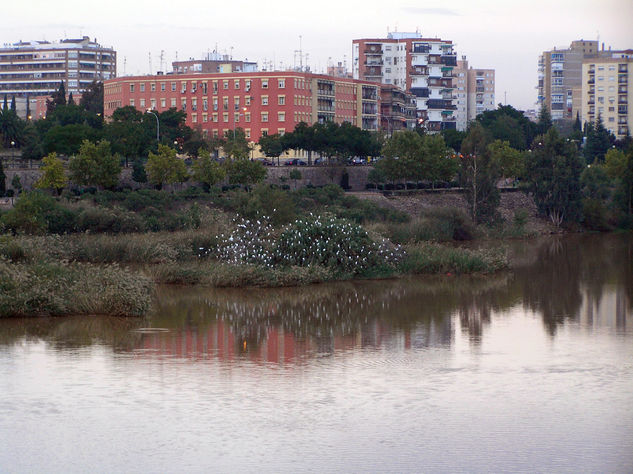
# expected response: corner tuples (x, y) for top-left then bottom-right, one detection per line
(581, 50), (632, 139)
(453, 57), (495, 131)
(379, 84), (417, 134)
(103, 71), (380, 146)
(172, 51), (257, 74)
(0, 36), (116, 99)
(353, 32), (457, 132)
(537, 40), (602, 120)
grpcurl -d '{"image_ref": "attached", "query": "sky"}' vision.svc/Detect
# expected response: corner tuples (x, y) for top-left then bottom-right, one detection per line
(3, 0), (632, 110)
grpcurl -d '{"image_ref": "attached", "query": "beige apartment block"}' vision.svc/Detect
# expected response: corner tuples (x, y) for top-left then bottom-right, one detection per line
(581, 51), (632, 139)
(454, 57), (495, 131)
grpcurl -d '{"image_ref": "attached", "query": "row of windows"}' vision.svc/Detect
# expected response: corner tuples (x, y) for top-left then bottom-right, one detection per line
(129, 77), (296, 95)
(129, 93), (314, 112)
(190, 111), (289, 124)
(200, 128), (286, 140)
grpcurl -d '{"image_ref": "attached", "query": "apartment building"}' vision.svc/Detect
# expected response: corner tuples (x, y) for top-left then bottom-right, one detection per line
(172, 51), (257, 74)
(581, 50), (632, 139)
(103, 71), (380, 146)
(379, 84), (417, 134)
(537, 40), (605, 120)
(0, 36), (116, 98)
(353, 32), (457, 132)
(453, 57), (495, 131)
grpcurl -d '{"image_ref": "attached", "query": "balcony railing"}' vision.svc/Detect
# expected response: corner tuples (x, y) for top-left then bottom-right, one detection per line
(427, 99), (456, 110)
(619, 65), (628, 73)
(618, 106), (628, 114)
(410, 87), (429, 98)
(412, 45), (430, 53)
(587, 78), (595, 84)
(619, 76), (628, 84)
(440, 56), (457, 66)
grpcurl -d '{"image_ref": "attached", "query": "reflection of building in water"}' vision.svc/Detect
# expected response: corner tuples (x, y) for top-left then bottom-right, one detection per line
(135, 316), (453, 364)
(579, 286), (632, 331)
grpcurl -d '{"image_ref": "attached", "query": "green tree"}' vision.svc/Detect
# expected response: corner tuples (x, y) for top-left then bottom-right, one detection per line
(42, 124), (95, 156)
(584, 116), (614, 164)
(68, 140), (121, 189)
(526, 128), (584, 226)
(192, 148), (226, 191)
(487, 139), (525, 179)
(476, 104), (537, 150)
(46, 81), (66, 116)
(79, 80), (104, 116)
(0, 104), (22, 148)
(605, 147), (633, 217)
(536, 104), (553, 136)
(224, 128), (251, 160)
(146, 144), (188, 190)
(458, 123), (500, 223)
(227, 158), (266, 189)
(258, 133), (284, 166)
(34, 152), (67, 194)
(11, 173), (22, 195)
(132, 158), (147, 184)
(441, 128), (467, 152)
(381, 130), (424, 182)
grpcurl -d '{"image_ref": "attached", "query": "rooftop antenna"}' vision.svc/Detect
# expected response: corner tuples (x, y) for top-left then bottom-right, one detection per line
(294, 35), (303, 72)
(148, 52), (152, 75)
(159, 50), (165, 72)
(123, 56), (127, 76)
(230, 46), (234, 60)
(175, 51), (178, 62)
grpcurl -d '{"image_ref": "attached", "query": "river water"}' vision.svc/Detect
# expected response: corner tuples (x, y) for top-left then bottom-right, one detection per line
(1, 234), (632, 473)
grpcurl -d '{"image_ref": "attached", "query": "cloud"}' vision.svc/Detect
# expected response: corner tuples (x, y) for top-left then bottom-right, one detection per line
(401, 7), (460, 16)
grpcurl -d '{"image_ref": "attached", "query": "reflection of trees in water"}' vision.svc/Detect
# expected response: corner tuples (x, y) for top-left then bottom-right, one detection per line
(0, 316), (145, 350)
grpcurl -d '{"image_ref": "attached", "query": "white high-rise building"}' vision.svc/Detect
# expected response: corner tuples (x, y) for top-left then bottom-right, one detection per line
(454, 56), (496, 131)
(353, 32), (457, 132)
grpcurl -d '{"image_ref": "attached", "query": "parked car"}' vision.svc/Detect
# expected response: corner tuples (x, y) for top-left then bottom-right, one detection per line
(256, 158), (274, 166)
(349, 157), (365, 165)
(314, 157), (325, 166)
(285, 159), (307, 166)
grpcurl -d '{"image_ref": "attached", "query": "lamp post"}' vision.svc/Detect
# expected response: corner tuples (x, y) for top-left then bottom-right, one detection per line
(146, 109), (159, 144)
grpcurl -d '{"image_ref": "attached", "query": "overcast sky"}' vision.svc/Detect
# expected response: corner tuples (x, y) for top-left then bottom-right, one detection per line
(4, 0), (632, 110)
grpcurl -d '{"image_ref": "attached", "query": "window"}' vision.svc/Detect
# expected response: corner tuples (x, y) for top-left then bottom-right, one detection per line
(278, 112), (285, 122)
(181, 82), (187, 93)
(171, 98), (177, 107)
(151, 83), (156, 92)
(192, 98), (197, 111)
(140, 83), (145, 92)
(129, 99), (135, 106)
(234, 97), (240, 110)
(213, 98), (218, 111)
(202, 83), (208, 94)
(212, 130), (218, 138)
(223, 80), (229, 90)
(171, 82), (176, 91)
(261, 112), (269, 122)
(245, 80), (251, 91)
(278, 95), (285, 105)
(140, 98), (145, 107)
(223, 97), (228, 110)
(278, 128), (285, 135)
(191, 82), (197, 93)
(192, 114), (197, 123)
(223, 112), (229, 123)
(261, 129), (268, 136)
(262, 79), (268, 89)
(245, 96), (251, 106)
(203, 99), (208, 111)
(203, 114), (208, 122)
(245, 112), (251, 123)
(130, 84), (135, 93)
(213, 81), (218, 94)
(245, 129), (251, 139)
(161, 82), (166, 91)
(278, 79), (285, 88)
(261, 95), (269, 105)
(212, 113), (218, 122)
(234, 80), (240, 89)
(160, 98), (166, 108)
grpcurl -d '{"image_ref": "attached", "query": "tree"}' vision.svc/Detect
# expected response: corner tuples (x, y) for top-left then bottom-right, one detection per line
(458, 123), (500, 223)
(258, 133), (284, 165)
(381, 130), (424, 182)
(42, 124), (95, 156)
(132, 158), (147, 184)
(11, 173), (22, 195)
(584, 116), (614, 164)
(284, 122), (318, 164)
(525, 128), (584, 226)
(536, 104), (553, 136)
(34, 152), (67, 194)
(476, 104), (537, 150)
(441, 128), (467, 152)
(79, 80), (104, 116)
(605, 147), (633, 217)
(0, 104), (22, 148)
(67, 92), (75, 106)
(10, 96), (16, 112)
(192, 148), (226, 191)
(46, 81), (67, 116)
(68, 139), (121, 189)
(224, 128), (251, 160)
(146, 144), (188, 190)
(226, 159), (266, 189)
(487, 139), (525, 179)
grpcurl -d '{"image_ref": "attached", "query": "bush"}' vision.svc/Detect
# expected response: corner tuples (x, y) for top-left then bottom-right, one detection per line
(388, 207), (474, 243)
(582, 198), (613, 231)
(76, 206), (146, 233)
(399, 244), (507, 274)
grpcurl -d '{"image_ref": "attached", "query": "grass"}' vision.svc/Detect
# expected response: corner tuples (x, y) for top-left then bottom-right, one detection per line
(0, 258), (153, 317)
(398, 243), (508, 275)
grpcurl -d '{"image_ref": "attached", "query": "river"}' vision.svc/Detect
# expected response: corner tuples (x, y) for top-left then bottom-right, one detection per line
(1, 234), (632, 473)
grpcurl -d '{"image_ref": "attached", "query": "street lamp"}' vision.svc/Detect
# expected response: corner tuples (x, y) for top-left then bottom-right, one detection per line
(146, 109), (159, 143)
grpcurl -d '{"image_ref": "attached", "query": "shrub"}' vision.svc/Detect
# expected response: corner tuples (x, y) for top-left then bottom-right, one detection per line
(399, 244), (507, 274)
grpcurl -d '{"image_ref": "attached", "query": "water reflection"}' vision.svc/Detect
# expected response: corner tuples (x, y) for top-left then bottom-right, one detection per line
(0, 234), (631, 360)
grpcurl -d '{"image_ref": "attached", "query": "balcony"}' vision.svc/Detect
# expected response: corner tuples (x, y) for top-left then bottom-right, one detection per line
(427, 99), (455, 110)
(587, 99), (595, 105)
(618, 106), (628, 114)
(587, 78), (595, 84)
(410, 66), (428, 76)
(364, 60), (383, 66)
(428, 78), (452, 88)
(619, 76), (628, 84)
(619, 64), (628, 73)
(476, 87), (485, 93)
(410, 87), (429, 98)
(440, 55), (457, 66)
(619, 86), (628, 94)
(428, 55), (442, 65)
(412, 45), (430, 54)
(618, 97), (628, 104)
